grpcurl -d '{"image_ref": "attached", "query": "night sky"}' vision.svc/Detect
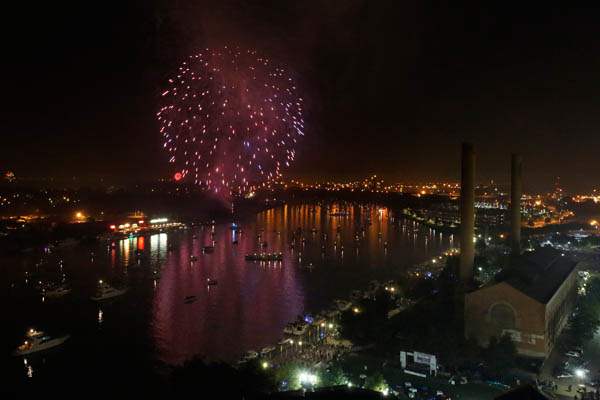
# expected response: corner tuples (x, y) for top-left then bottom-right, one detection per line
(2, 1), (600, 191)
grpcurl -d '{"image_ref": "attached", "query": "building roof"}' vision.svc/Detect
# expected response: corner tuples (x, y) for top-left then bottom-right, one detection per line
(494, 384), (550, 399)
(497, 247), (578, 304)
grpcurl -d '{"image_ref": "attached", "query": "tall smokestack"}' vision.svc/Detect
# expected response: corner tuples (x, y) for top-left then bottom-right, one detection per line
(511, 154), (522, 255)
(460, 142), (475, 283)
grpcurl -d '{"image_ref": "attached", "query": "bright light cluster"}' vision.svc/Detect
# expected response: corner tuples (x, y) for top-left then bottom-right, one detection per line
(157, 46), (304, 197)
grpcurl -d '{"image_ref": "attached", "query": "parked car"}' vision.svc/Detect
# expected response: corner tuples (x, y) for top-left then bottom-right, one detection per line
(407, 387), (418, 398)
(555, 373), (574, 379)
(449, 376), (468, 385)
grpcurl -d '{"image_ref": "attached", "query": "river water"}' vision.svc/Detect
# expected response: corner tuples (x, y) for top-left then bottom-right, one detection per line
(2, 202), (452, 386)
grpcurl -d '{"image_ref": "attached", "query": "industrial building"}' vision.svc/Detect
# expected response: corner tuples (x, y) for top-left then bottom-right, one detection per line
(464, 247), (578, 358)
(460, 146), (578, 358)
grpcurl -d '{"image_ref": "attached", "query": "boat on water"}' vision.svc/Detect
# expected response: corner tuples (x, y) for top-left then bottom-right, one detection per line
(329, 211), (349, 217)
(43, 284), (71, 298)
(13, 329), (70, 356)
(325, 308), (340, 318)
(284, 321), (309, 336)
(184, 295), (197, 304)
(242, 350), (258, 361)
(202, 245), (215, 253)
(283, 323), (295, 335)
(90, 280), (127, 301)
(350, 290), (363, 301)
(245, 252), (283, 262)
(334, 299), (352, 311)
(190, 255), (198, 261)
(206, 278), (217, 286)
(261, 346), (275, 356)
(387, 308), (403, 319)
(292, 322), (309, 336)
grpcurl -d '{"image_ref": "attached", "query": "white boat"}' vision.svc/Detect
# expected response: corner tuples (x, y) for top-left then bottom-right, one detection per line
(13, 329), (70, 356)
(387, 308), (403, 319)
(242, 350), (258, 361)
(190, 255), (198, 261)
(283, 323), (295, 335)
(325, 308), (340, 318)
(350, 290), (363, 301)
(292, 322), (309, 336)
(334, 299), (352, 311)
(261, 346), (275, 356)
(44, 284), (71, 298)
(90, 280), (127, 301)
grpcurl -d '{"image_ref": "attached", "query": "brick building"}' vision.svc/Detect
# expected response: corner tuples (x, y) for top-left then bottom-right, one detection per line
(464, 247), (578, 358)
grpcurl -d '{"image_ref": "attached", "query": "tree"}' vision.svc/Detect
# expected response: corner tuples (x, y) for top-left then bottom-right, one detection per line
(365, 371), (387, 393)
(320, 365), (348, 387)
(171, 358), (275, 398)
(569, 303), (600, 344)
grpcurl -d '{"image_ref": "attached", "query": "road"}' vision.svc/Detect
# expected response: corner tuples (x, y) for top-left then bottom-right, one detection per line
(540, 326), (600, 399)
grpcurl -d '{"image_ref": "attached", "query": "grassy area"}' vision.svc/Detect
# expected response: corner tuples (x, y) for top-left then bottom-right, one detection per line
(333, 353), (505, 400)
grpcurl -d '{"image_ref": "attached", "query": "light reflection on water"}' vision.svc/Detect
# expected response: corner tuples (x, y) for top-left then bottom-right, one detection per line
(2, 203), (451, 381)
(150, 203), (450, 363)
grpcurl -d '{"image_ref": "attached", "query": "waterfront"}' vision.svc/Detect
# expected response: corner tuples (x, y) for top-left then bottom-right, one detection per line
(2, 203), (452, 386)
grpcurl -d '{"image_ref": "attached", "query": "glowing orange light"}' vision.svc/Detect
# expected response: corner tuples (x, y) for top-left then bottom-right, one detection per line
(174, 172), (183, 181)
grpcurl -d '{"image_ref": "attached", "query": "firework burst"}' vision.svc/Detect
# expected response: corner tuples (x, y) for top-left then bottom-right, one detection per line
(157, 46), (305, 197)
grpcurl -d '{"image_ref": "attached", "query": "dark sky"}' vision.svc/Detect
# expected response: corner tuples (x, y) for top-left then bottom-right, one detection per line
(2, 1), (600, 191)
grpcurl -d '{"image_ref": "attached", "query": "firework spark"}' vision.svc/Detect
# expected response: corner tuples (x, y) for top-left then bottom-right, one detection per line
(157, 46), (305, 196)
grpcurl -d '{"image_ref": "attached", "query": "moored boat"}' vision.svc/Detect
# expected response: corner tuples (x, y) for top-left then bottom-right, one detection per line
(13, 329), (70, 356)
(245, 252), (283, 262)
(43, 284), (71, 298)
(90, 280), (127, 301)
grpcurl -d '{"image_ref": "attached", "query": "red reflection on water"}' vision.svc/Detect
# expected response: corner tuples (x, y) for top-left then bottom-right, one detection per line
(151, 220), (304, 364)
(149, 203), (451, 364)
(137, 236), (145, 251)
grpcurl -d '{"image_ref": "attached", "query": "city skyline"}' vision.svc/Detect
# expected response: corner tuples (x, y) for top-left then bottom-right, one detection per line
(2, 1), (600, 192)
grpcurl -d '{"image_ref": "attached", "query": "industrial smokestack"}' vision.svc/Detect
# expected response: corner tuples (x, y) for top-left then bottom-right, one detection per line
(459, 142), (475, 283)
(511, 154), (522, 255)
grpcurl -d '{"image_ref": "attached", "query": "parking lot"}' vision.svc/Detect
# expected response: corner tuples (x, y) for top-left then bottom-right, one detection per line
(540, 329), (600, 398)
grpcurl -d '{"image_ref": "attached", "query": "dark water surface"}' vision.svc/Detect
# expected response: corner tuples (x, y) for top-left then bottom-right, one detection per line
(1, 203), (452, 386)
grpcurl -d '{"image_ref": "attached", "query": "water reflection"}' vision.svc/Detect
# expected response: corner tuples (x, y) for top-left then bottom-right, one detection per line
(150, 203), (450, 364)
(3, 203), (451, 381)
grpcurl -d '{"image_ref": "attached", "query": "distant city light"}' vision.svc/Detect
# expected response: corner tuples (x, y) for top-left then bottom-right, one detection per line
(150, 218), (168, 224)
